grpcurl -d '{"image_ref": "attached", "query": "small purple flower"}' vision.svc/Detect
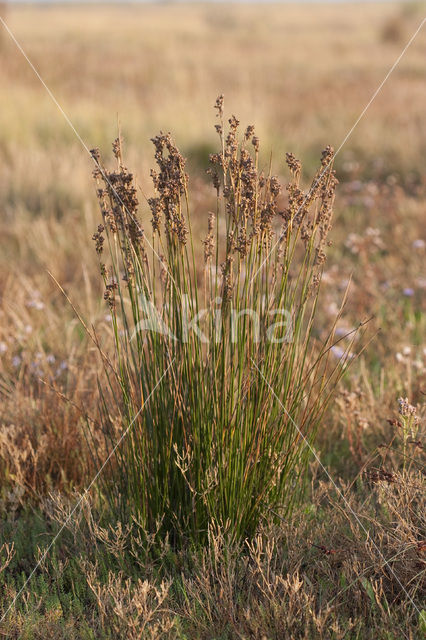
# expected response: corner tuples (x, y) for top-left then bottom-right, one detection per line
(403, 288), (414, 297)
(412, 239), (425, 250)
(55, 361), (68, 377)
(331, 345), (355, 361)
(27, 300), (45, 310)
(331, 346), (345, 359)
(349, 180), (363, 192)
(335, 327), (351, 337)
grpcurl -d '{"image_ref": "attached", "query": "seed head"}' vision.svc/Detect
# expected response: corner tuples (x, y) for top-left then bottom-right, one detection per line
(214, 94), (224, 119)
(321, 145), (334, 167)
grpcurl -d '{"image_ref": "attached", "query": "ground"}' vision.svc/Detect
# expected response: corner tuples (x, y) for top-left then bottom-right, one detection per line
(0, 2), (425, 638)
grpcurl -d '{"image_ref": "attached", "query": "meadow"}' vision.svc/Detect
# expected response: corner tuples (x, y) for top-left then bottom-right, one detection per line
(0, 2), (425, 638)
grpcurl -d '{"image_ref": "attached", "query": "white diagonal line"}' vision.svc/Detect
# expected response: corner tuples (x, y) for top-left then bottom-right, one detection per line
(250, 16), (426, 284)
(334, 16), (425, 157)
(0, 17), (88, 152)
(0, 15), (176, 287)
(0, 359), (174, 626)
(1, 11), (424, 634)
(250, 358), (421, 638)
(0, 17), (179, 629)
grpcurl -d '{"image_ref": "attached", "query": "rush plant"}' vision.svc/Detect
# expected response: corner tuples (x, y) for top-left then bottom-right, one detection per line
(90, 97), (351, 544)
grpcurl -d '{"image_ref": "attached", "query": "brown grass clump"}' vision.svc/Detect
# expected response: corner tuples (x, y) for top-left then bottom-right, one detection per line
(381, 14), (407, 45)
(0, 369), (97, 498)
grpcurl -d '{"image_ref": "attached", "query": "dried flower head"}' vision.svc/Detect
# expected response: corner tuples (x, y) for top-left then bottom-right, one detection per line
(214, 94), (224, 119)
(203, 211), (215, 263)
(398, 397), (419, 421)
(150, 133), (188, 244)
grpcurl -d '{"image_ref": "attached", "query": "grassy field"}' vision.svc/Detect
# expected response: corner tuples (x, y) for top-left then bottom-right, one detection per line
(0, 2), (425, 638)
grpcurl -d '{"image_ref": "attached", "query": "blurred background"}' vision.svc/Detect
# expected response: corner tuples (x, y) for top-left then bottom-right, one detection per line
(0, 1), (425, 485)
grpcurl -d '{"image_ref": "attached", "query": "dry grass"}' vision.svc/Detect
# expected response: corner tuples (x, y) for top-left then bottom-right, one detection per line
(1, 458), (424, 638)
(0, 2), (425, 638)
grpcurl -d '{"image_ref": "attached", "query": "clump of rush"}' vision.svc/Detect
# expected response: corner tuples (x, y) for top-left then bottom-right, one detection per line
(88, 96), (356, 546)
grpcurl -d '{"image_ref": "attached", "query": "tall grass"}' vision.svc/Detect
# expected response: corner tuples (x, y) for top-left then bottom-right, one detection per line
(90, 98), (349, 544)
